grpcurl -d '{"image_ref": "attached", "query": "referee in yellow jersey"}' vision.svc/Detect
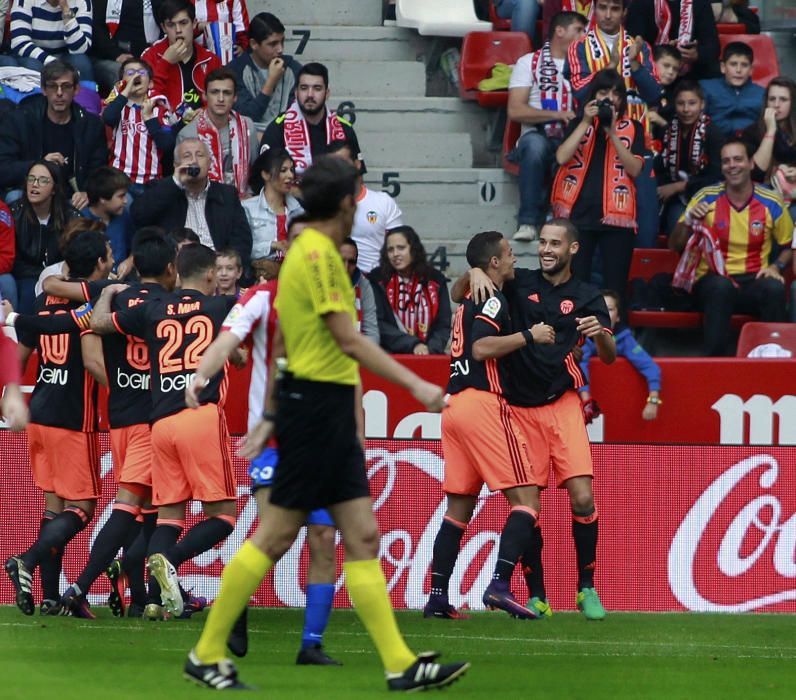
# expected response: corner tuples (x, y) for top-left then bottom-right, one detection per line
(185, 157), (470, 692)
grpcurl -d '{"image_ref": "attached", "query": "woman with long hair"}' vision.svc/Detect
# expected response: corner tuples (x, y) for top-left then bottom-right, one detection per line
(242, 147), (303, 279)
(552, 69), (646, 299)
(745, 77), (796, 219)
(370, 226), (451, 355)
(11, 160), (81, 313)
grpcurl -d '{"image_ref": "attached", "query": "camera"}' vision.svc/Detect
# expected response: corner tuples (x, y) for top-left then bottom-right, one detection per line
(185, 165), (200, 177)
(596, 98), (614, 131)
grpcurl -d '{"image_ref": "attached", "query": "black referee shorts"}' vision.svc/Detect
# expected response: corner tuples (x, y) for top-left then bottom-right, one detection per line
(270, 375), (370, 512)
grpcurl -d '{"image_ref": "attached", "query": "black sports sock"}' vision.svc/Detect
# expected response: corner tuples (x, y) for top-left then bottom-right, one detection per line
(572, 509), (598, 590)
(146, 523), (182, 604)
(167, 517), (234, 568)
(123, 512), (156, 607)
(521, 524), (546, 600)
(429, 517), (466, 597)
(75, 508), (139, 594)
(22, 509), (88, 571)
(37, 514), (60, 601)
(493, 509), (536, 582)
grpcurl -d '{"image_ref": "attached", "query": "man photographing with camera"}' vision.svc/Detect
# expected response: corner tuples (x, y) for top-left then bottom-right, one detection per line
(131, 138), (252, 270)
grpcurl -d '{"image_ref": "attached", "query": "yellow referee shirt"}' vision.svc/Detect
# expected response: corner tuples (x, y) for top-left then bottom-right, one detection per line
(275, 227), (359, 385)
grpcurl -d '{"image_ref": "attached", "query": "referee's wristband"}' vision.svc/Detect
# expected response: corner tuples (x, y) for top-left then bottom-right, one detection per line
(521, 329), (534, 346)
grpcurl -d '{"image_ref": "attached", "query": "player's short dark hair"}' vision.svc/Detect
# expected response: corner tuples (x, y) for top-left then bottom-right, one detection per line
(65, 230), (111, 278)
(119, 57), (153, 80)
(298, 62), (329, 89)
(167, 228), (200, 246)
(159, 0), (194, 24)
(216, 248), (242, 268)
(132, 227), (176, 278)
(722, 41), (753, 63)
(41, 60), (79, 88)
(466, 231), (504, 271)
(250, 147), (293, 193)
(543, 217), (579, 242)
(205, 68), (237, 94)
(547, 11), (587, 41)
(59, 218), (106, 254)
(86, 166), (130, 205)
(653, 44), (682, 62)
(298, 156), (357, 219)
(249, 12), (285, 43)
(673, 80), (704, 102)
(721, 136), (754, 159)
(176, 243), (217, 279)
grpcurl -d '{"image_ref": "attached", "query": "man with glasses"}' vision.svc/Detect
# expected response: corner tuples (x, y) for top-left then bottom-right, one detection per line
(0, 60), (107, 209)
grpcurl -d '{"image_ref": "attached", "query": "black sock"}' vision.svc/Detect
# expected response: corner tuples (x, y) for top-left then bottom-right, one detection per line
(167, 517), (234, 568)
(123, 511), (156, 607)
(75, 507), (139, 594)
(22, 509), (88, 571)
(493, 508), (536, 582)
(146, 522), (183, 604)
(37, 514), (60, 601)
(572, 508), (598, 590)
(522, 524), (546, 600)
(429, 517), (466, 597)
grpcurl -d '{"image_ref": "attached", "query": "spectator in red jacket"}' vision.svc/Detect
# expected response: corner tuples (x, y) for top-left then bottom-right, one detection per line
(0, 200), (16, 310)
(141, 0), (222, 121)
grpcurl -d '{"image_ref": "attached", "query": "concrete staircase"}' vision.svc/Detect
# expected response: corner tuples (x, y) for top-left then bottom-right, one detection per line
(249, 0), (539, 276)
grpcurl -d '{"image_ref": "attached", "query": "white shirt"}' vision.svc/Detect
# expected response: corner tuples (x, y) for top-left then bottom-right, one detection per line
(351, 186), (403, 273)
(509, 51), (567, 137)
(179, 177), (213, 248)
(35, 261), (65, 297)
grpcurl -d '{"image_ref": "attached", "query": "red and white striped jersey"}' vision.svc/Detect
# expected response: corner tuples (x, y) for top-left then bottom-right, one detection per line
(194, 0), (249, 65)
(221, 280), (278, 431)
(110, 98), (173, 184)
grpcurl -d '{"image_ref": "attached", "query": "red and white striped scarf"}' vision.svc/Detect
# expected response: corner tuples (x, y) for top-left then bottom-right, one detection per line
(673, 219), (736, 292)
(106, 0), (160, 43)
(194, 109), (251, 198)
(281, 101), (346, 175)
(653, 0), (694, 46)
(531, 42), (572, 138)
(384, 274), (441, 343)
(661, 112), (710, 182)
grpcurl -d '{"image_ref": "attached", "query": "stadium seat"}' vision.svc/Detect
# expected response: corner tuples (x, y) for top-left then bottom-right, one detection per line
(716, 23), (747, 35)
(459, 31), (531, 107)
(718, 34), (779, 87)
(502, 119), (521, 175)
(626, 248), (754, 329)
(488, 1), (512, 30)
(396, 0), (491, 37)
(736, 323), (796, 357)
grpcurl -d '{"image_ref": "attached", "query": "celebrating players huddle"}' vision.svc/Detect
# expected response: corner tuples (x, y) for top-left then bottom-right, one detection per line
(2, 156), (616, 694)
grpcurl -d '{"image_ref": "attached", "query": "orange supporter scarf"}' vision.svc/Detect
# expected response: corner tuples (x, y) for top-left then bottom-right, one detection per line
(551, 118), (638, 230)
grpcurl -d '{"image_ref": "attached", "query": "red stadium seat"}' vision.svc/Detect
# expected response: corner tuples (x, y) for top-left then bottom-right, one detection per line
(716, 23), (746, 35)
(488, 0), (512, 30)
(502, 119), (521, 175)
(718, 34), (780, 87)
(736, 323), (796, 357)
(459, 31), (532, 107)
(626, 248), (755, 329)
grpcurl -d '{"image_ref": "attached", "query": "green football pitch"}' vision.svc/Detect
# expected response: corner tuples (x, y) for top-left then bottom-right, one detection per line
(1, 606), (795, 699)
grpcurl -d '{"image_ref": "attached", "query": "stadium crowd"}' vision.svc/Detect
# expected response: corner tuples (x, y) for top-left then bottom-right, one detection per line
(0, 0), (793, 692)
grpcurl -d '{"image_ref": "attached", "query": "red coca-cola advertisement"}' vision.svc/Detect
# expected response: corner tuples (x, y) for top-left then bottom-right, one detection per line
(1, 434), (794, 613)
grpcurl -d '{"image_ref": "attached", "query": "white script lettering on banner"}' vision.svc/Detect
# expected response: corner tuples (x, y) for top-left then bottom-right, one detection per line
(363, 389), (441, 439)
(668, 454), (796, 612)
(711, 394), (796, 445)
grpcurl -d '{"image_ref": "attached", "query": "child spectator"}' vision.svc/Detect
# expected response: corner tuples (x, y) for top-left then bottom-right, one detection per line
(194, 0), (249, 65)
(552, 69), (645, 299)
(699, 41), (763, 138)
(214, 247), (244, 297)
(370, 226), (451, 356)
(9, 0), (95, 80)
(744, 77), (796, 221)
(649, 44), (682, 134)
(228, 12), (301, 128)
(81, 165), (134, 277)
(579, 289), (661, 421)
(102, 58), (176, 191)
(141, 0), (221, 121)
(656, 81), (723, 236)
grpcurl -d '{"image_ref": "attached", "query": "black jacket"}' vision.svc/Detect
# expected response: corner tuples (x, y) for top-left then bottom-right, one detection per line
(0, 95), (108, 193)
(131, 177), (253, 270)
(625, 0), (721, 80)
(11, 200), (82, 279)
